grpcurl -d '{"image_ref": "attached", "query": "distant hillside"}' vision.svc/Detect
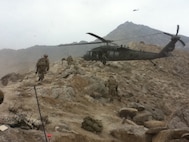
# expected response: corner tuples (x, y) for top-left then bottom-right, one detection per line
(0, 21), (189, 77)
(105, 21), (189, 47)
(0, 44), (97, 77)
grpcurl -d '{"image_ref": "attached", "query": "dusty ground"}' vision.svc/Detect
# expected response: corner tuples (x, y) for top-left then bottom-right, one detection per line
(0, 47), (189, 142)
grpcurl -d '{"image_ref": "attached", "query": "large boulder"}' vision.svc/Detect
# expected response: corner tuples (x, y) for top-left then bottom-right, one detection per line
(0, 126), (45, 142)
(146, 127), (168, 135)
(128, 102), (145, 111)
(118, 107), (138, 119)
(181, 133), (189, 140)
(84, 79), (107, 99)
(144, 120), (167, 129)
(133, 110), (152, 125)
(110, 124), (150, 142)
(51, 86), (75, 100)
(152, 128), (189, 142)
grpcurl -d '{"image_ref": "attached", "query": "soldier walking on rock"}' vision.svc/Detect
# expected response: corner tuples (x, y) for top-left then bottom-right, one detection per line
(36, 54), (49, 81)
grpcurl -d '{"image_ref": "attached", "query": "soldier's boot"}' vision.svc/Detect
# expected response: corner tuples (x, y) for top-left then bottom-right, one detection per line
(39, 74), (44, 81)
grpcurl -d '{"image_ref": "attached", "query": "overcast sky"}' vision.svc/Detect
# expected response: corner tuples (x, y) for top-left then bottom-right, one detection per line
(0, 0), (188, 49)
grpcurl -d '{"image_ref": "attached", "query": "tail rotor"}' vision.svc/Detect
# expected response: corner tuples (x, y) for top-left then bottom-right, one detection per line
(163, 25), (185, 46)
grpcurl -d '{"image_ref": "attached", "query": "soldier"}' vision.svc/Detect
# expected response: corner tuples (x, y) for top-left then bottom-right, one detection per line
(66, 55), (73, 66)
(105, 75), (119, 101)
(101, 53), (107, 65)
(92, 51), (97, 61)
(36, 54), (49, 81)
(61, 58), (66, 64)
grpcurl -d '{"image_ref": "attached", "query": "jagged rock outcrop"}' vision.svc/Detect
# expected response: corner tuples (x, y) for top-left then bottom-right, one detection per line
(110, 124), (150, 142)
(152, 129), (189, 142)
(0, 47), (189, 142)
(1, 72), (23, 86)
(0, 127), (46, 142)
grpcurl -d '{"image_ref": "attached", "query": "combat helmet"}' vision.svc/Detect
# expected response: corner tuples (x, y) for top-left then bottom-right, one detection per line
(44, 54), (48, 58)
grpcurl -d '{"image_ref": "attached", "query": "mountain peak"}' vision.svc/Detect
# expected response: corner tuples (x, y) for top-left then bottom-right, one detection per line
(106, 21), (189, 47)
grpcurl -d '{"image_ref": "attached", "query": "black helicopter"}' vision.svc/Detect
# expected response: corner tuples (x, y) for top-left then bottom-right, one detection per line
(82, 25), (185, 65)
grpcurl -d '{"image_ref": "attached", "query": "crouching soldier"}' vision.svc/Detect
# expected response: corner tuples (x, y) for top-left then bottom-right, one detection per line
(66, 55), (74, 67)
(105, 75), (120, 102)
(36, 54), (49, 81)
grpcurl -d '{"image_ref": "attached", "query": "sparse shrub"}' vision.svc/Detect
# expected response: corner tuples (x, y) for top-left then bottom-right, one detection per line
(0, 89), (4, 104)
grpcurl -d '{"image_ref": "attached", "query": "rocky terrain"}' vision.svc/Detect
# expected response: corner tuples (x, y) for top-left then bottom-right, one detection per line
(0, 44), (189, 142)
(1, 21), (189, 78)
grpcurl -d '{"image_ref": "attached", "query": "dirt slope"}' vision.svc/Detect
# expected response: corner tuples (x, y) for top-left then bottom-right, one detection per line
(0, 47), (189, 142)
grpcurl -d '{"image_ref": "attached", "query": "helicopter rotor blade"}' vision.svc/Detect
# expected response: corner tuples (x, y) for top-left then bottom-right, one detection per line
(163, 32), (173, 37)
(179, 39), (185, 46)
(176, 25), (179, 36)
(58, 41), (103, 46)
(87, 32), (113, 43)
(163, 25), (180, 37)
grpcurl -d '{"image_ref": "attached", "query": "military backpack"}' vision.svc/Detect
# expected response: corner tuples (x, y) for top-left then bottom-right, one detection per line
(81, 116), (103, 133)
(37, 58), (47, 67)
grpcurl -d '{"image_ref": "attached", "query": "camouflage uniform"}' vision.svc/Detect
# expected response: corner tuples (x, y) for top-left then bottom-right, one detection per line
(36, 55), (49, 81)
(105, 75), (119, 101)
(66, 56), (73, 66)
(101, 53), (107, 65)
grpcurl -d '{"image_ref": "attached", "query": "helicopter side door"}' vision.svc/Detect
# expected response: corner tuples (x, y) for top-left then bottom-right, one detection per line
(107, 50), (119, 59)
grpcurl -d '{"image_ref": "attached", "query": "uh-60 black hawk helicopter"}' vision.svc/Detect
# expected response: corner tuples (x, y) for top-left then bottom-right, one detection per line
(80, 25), (185, 65)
